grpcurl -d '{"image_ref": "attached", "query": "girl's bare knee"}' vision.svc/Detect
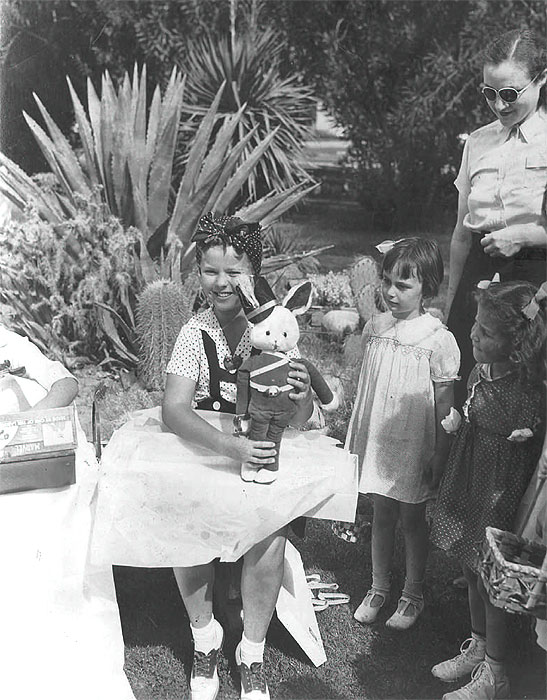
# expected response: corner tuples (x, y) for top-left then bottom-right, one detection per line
(245, 527), (287, 571)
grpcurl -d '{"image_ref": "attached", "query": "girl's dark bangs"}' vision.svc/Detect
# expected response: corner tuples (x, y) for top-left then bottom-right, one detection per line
(384, 254), (420, 281)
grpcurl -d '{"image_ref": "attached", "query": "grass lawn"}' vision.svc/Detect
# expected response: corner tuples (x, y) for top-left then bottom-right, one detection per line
(75, 202), (545, 699)
(113, 515), (545, 700)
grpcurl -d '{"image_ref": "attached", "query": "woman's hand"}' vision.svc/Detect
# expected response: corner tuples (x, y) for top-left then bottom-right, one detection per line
(287, 360), (311, 402)
(228, 436), (277, 466)
(480, 229), (522, 258)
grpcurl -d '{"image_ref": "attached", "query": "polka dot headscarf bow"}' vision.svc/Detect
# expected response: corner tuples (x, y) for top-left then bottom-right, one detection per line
(192, 212), (263, 274)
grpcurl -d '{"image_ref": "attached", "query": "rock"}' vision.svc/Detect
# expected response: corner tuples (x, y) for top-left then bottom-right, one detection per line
(321, 309), (359, 336)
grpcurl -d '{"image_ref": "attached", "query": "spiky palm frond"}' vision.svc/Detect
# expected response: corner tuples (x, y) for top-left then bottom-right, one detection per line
(178, 27), (315, 199)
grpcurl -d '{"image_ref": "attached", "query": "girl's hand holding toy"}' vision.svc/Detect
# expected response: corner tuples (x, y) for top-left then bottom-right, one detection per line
(228, 436), (277, 468)
(287, 360), (312, 401)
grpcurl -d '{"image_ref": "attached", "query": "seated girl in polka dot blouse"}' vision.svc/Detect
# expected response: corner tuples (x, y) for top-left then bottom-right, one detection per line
(430, 280), (546, 700)
(92, 212), (354, 700)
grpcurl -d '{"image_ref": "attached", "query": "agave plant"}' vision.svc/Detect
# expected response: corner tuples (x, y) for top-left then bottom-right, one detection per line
(0, 64), (316, 278)
(0, 65), (185, 283)
(179, 26), (315, 200)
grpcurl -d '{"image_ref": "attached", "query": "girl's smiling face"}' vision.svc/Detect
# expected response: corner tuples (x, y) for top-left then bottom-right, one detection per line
(381, 265), (424, 321)
(199, 245), (253, 314)
(470, 304), (510, 365)
(483, 60), (545, 129)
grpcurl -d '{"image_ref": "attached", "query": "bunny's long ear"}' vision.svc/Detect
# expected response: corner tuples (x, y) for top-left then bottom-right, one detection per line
(283, 280), (313, 316)
(235, 274), (259, 312)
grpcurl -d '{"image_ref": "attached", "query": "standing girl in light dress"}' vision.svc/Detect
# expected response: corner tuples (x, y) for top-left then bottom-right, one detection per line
(347, 238), (460, 630)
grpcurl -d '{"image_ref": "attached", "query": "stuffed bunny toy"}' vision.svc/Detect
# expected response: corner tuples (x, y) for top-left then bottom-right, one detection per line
(235, 276), (338, 483)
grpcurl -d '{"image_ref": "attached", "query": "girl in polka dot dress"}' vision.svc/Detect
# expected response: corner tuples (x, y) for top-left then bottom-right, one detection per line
(91, 213), (354, 700)
(430, 281), (546, 700)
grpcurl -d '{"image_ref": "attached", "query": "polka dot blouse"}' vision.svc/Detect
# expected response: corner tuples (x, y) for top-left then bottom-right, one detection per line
(166, 307), (300, 406)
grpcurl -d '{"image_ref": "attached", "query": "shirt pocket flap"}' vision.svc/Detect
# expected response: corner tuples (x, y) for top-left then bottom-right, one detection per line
(525, 153), (547, 169)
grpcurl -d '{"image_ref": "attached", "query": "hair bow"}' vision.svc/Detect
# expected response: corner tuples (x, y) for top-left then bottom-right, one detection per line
(522, 281), (547, 321)
(476, 272), (500, 290)
(191, 212), (231, 242)
(375, 239), (405, 255)
(192, 212), (263, 273)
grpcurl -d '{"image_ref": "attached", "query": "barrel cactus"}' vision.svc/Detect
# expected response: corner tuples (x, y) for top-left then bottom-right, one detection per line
(136, 280), (192, 389)
(349, 256), (381, 323)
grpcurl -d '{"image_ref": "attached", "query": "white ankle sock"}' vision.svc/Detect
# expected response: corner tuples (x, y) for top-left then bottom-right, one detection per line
(191, 616), (223, 654)
(239, 633), (265, 666)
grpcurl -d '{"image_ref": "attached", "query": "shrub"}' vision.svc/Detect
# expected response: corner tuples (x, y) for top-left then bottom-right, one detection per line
(0, 199), (141, 366)
(309, 271), (353, 308)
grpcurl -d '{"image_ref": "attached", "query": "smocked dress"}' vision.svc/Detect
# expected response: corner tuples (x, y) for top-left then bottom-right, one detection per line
(346, 312), (460, 503)
(431, 364), (544, 572)
(0, 327), (134, 700)
(91, 308), (355, 568)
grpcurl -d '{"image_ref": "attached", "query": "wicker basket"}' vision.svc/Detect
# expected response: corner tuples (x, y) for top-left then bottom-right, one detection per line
(480, 525), (547, 618)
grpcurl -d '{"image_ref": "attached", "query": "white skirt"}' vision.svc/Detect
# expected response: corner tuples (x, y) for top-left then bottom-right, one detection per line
(91, 408), (348, 567)
(0, 437), (135, 700)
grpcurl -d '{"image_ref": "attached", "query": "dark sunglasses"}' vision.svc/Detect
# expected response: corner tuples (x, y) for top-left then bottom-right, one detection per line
(480, 75), (538, 104)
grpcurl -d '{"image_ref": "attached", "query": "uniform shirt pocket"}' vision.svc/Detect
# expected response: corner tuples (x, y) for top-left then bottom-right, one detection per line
(525, 153), (547, 188)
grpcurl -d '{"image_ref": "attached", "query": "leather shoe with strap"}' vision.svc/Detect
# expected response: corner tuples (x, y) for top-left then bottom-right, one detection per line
(385, 592), (424, 630)
(354, 587), (390, 625)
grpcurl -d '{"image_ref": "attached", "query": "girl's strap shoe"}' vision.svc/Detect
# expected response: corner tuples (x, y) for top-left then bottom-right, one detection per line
(353, 587), (390, 624)
(385, 592), (424, 630)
